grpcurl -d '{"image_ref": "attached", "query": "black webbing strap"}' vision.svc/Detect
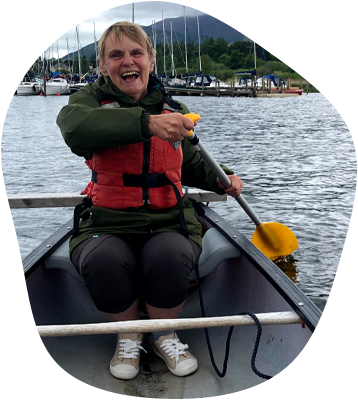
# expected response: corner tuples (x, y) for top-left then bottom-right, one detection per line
(71, 197), (93, 234)
(123, 173), (195, 236)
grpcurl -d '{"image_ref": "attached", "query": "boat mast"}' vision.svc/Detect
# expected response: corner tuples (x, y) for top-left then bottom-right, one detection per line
(184, 6), (188, 74)
(15, 1), (21, 85)
(152, 20), (158, 76)
(197, 12), (201, 72)
(171, 21), (175, 77)
(76, 25), (82, 77)
(94, 22), (98, 76)
(57, 41), (60, 71)
(36, 38), (40, 75)
(162, 11), (166, 77)
(132, 3), (134, 23)
(66, 37), (72, 81)
(252, 2), (256, 82)
(44, 3), (47, 96)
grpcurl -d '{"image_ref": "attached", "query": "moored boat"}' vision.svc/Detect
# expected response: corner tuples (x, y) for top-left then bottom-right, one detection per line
(16, 78), (42, 96)
(12, 189), (322, 398)
(45, 78), (70, 95)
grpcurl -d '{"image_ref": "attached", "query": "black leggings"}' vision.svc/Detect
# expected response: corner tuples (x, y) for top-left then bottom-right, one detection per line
(71, 232), (201, 314)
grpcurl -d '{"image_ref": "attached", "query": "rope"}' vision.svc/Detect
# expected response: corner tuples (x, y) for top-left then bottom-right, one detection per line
(1, 317), (10, 399)
(194, 262), (272, 380)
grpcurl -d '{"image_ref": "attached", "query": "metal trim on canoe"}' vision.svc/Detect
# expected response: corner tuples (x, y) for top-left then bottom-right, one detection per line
(22, 219), (73, 278)
(195, 203), (321, 332)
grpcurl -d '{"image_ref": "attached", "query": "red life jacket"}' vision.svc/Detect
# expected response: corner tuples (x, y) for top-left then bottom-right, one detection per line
(82, 100), (184, 211)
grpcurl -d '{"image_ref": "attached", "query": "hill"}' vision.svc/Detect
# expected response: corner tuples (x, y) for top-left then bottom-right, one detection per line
(63, 6), (357, 60)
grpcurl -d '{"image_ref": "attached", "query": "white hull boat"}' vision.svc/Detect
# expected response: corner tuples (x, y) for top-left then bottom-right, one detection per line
(45, 78), (70, 95)
(16, 81), (42, 96)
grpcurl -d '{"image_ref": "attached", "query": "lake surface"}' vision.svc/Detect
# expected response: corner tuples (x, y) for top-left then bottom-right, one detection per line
(1, 93), (356, 311)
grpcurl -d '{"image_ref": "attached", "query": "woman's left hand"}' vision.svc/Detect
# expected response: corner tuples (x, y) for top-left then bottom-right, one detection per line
(216, 175), (243, 197)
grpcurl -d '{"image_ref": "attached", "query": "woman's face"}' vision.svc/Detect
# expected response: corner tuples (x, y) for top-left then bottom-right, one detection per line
(99, 33), (154, 102)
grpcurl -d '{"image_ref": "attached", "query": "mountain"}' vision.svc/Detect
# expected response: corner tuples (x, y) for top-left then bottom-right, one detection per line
(63, 6), (357, 60)
(146, 6), (357, 43)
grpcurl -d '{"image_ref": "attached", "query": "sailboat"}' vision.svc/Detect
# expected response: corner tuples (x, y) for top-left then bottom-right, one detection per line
(235, 2), (303, 95)
(183, 10), (214, 87)
(43, 42), (70, 96)
(15, 1), (42, 96)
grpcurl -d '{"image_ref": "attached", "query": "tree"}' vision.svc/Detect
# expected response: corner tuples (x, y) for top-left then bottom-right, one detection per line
(229, 50), (243, 70)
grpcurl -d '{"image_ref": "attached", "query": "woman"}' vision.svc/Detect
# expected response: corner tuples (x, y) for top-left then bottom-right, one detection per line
(57, 21), (243, 380)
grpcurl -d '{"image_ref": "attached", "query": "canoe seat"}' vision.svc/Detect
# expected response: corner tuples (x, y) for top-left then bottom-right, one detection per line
(44, 228), (241, 283)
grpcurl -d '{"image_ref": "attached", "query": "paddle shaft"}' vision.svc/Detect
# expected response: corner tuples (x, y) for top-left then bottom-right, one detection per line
(188, 133), (262, 226)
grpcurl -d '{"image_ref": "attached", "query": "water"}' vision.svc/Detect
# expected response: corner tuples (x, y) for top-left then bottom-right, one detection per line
(1, 94), (356, 311)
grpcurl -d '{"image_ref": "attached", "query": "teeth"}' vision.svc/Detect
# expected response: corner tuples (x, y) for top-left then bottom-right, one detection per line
(122, 71), (139, 77)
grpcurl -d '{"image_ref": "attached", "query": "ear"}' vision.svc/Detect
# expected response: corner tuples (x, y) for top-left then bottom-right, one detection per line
(99, 60), (109, 76)
(149, 60), (155, 72)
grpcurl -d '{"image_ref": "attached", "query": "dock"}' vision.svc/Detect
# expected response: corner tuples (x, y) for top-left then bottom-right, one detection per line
(166, 78), (305, 98)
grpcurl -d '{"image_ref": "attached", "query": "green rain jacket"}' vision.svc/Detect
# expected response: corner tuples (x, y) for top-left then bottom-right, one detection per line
(57, 75), (233, 254)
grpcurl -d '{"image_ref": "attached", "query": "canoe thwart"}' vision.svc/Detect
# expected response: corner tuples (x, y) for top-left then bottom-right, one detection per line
(37, 311), (303, 337)
(8, 189), (227, 209)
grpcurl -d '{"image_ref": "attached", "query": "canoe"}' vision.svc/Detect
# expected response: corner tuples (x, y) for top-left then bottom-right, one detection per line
(20, 192), (321, 398)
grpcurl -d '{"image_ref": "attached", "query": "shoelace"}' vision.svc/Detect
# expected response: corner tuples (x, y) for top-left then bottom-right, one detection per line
(118, 338), (147, 359)
(160, 338), (188, 365)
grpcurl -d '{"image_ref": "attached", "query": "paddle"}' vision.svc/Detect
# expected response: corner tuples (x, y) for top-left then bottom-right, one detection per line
(184, 113), (299, 260)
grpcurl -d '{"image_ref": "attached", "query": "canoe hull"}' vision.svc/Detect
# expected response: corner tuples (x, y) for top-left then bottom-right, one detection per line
(26, 251), (312, 396)
(24, 204), (320, 397)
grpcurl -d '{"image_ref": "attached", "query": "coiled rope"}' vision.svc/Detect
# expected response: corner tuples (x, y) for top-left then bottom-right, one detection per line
(195, 263), (272, 380)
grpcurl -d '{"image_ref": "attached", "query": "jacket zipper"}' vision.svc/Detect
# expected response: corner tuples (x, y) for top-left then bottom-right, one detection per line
(143, 140), (151, 204)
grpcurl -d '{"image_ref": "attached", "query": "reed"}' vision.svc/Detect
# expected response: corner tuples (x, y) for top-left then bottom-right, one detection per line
(292, 79), (357, 93)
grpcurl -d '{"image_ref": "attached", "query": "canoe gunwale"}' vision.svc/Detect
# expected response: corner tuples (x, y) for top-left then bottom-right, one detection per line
(23, 218), (73, 278)
(196, 203), (321, 332)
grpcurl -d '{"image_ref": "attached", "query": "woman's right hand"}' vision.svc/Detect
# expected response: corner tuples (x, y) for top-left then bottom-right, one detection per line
(148, 113), (196, 142)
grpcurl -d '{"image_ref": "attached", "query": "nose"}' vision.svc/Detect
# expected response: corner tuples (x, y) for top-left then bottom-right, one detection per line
(123, 51), (134, 65)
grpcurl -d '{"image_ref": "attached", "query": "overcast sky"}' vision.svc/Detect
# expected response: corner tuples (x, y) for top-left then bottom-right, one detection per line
(1, 1), (357, 58)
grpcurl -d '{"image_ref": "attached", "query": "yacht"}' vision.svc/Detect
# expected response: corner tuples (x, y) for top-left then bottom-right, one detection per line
(44, 78), (70, 95)
(16, 78), (42, 96)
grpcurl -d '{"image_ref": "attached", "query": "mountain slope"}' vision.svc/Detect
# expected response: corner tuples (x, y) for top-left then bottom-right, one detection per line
(63, 6), (357, 60)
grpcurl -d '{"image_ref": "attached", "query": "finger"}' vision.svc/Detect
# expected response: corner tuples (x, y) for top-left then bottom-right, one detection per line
(182, 115), (195, 132)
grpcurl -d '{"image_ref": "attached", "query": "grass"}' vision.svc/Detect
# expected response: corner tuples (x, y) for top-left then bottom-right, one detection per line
(291, 79), (357, 93)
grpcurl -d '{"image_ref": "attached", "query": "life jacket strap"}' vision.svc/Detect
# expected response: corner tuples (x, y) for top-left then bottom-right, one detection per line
(72, 197), (93, 233)
(123, 172), (194, 236)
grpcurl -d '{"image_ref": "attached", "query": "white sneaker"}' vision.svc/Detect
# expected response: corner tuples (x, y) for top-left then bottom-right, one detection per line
(153, 332), (198, 377)
(110, 332), (146, 380)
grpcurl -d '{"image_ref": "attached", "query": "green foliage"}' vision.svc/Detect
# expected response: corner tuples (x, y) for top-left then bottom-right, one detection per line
(34, 35), (311, 87)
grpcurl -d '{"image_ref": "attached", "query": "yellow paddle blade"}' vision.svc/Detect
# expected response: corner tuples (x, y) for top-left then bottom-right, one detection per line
(251, 222), (299, 260)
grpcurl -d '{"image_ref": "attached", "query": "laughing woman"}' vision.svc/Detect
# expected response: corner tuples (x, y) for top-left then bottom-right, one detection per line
(57, 21), (243, 380)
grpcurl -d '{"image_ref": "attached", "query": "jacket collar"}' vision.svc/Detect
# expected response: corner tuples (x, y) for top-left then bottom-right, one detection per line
(96, 75), (162, 106)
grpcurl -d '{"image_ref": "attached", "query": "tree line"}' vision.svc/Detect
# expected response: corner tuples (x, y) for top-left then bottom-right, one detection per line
(29, 36), (310, 84)
(154, 37), (305, 82)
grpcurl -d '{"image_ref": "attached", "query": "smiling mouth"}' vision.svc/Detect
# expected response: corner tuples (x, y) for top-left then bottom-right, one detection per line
(121, 71), (139, 80)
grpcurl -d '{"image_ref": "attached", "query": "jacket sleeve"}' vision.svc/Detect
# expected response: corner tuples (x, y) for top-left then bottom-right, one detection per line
(181, 137), (234, 195)
(177, 102), (234, 194)
(56, 85), (151, 159)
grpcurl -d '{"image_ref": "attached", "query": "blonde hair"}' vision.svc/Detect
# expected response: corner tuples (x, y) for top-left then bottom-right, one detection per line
(98, 21), (155, 63)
